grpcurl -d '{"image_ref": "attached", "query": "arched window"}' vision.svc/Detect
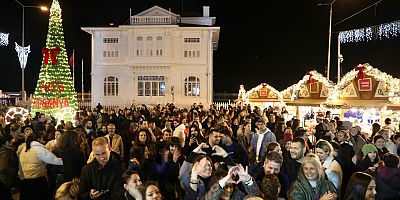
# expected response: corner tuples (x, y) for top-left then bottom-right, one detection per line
(184, 76), (200, 96)
(103, 76), (118, 96)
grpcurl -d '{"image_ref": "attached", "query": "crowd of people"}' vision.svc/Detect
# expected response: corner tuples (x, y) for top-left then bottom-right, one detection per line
(0, 102), (399, 200)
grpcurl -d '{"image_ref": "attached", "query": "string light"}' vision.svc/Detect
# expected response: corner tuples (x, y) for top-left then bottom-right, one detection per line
(280, 70), (335, 101)
(244, 83), (283, 102)
(240, 64), (400, 106)
(340, 20), (400, 43)
(0, 32), (9, 46)
(5, 107), (29, 124)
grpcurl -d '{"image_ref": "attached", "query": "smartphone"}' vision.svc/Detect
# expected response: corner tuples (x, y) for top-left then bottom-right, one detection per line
(100, 189), (110, 195)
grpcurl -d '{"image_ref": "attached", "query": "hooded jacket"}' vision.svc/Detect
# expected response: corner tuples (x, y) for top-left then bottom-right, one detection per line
(376, 166), (400, 200)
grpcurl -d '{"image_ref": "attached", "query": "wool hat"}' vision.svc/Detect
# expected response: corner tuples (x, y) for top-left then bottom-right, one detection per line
(257, 117), (267, 124)
(283, 132), (293, 143)
(362, 144), (378, 157)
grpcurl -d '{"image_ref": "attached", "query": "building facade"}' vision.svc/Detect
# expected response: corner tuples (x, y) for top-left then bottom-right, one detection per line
(82, 6), (220, 107)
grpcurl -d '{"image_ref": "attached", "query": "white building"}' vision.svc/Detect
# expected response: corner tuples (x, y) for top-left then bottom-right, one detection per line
(81, 6), (220, 108)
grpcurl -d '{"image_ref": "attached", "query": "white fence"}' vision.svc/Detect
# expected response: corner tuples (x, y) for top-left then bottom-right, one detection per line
(213, 101), (237, 110)
(78, 100), (134, 111)
(78, 100), (237, 111)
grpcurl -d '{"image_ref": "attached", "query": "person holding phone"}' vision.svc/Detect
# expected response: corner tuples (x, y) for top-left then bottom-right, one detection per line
(78, 137), (124, 200)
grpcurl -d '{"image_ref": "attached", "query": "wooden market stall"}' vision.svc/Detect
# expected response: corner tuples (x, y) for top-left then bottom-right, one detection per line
(325, 63), (400, 133)
(281, 70), (337, 128)
(237, 83), (283, 110)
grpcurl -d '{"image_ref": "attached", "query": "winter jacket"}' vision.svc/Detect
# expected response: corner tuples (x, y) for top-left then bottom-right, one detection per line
(376, 166), (400, 200)
(104, 133), (124, 158)
(349, 135), (366, 158)
(79, 152), (125, 200)
(17, 141), (63, 179)
(322, 156), (342, 191)
(287, 167), (337, 200)
(0, 145), (18, 188)
(250, 128), (276, 161)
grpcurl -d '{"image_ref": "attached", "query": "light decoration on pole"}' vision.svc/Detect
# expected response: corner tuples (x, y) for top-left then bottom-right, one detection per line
(327, 63), (400, 103)
(339, 20), (400, 43)
(15, 42), (31, 69)
(0, 33), (9, 46)
(280, 70), (335, 101)
(31, 0), (78, 123)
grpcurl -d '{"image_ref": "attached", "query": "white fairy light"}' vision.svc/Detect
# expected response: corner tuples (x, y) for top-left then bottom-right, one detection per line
(0, 33), (9, 46)
(340, 20), (400, 43)
(15, 42), (31, 69)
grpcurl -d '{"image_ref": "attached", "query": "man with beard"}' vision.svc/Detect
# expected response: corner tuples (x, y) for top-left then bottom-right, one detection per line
(79, 137), (124, 200)
(220, 129), (248, 167)
(250, 151), (290, 199)
(104, 124), (124, 158)
(84, 120), (96, 148)
(282, 137), (307, 186)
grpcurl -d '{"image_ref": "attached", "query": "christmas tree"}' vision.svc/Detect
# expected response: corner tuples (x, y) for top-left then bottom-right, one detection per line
(31, 0), (77, 122)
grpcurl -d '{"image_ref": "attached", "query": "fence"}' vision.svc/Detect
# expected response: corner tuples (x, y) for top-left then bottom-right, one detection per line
(78, 100), (134, 111)
(213, 101), (237, 110)
(78, 100), (238, 111)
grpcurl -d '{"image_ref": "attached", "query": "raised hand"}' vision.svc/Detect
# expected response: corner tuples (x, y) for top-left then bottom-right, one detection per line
(212, 145), (228, 158)
(192, 143), (209, 154)
(173, 149), (181, 162)
(235, 164), (252, 183)
(319, 191), (337, 200)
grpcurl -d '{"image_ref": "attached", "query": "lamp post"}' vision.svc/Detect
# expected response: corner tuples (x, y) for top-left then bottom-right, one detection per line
(319, 0), (336, 80)
(13, 0), (47, 104)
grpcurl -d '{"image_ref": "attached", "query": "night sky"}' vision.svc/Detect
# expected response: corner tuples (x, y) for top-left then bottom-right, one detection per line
(1, 0), (399, 95)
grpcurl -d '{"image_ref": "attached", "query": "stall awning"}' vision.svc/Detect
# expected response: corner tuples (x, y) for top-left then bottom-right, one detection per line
(324, 99), (391, 108)
(285, 99), (327, 106)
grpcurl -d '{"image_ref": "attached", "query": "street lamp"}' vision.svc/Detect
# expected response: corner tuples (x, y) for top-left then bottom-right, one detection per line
(319, 0), (337, 80)
(13, 0), (47, 104)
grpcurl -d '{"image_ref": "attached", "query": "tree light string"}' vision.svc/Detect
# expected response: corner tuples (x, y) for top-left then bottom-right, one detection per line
(31, 0), (78, 123)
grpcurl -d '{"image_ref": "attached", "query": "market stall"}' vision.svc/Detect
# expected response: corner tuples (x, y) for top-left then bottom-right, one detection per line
(325, 63), (400, 134)
(237, 83), (284, 110)
(281, 70), (339, 129)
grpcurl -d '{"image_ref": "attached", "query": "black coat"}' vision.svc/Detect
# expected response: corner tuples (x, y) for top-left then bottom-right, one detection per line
(62, 146), (85, 182)
(79, 152), (125, 200)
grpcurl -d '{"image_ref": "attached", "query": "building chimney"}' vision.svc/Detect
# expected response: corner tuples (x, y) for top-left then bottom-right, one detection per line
(203, 6), (209, 17)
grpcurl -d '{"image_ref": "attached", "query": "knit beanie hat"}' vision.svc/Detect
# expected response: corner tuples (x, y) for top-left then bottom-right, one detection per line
(362, 144), (378, 157)
(283, 132), (293, 143)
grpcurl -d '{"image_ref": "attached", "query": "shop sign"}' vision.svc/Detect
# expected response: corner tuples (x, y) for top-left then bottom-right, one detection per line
(358, 78), (372, 91)
(260, 88), (268, 97)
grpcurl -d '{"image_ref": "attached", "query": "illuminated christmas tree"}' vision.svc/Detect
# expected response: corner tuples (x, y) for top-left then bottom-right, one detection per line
(31, 0), (77, 122)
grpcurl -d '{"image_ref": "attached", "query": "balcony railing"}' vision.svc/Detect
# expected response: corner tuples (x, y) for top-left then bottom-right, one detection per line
(130, 16), (172, 25)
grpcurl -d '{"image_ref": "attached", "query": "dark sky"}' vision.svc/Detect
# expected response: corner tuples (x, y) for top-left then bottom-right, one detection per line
(1, 0), (400, 95)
